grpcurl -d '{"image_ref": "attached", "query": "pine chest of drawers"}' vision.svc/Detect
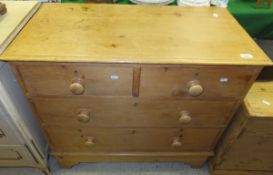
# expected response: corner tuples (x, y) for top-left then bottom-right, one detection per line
(0, 4), (271, 168)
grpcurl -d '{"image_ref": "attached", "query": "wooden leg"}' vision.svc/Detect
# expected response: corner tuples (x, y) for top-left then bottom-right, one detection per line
(267, 0), (271, 8)
(190, 163), (204, 168)
(55, 156), (75, 168)
(58, 161), (75, 168)
(257, 0), (271, 8)
(257, 0), (263, 8)
(58, 159), (75, 168)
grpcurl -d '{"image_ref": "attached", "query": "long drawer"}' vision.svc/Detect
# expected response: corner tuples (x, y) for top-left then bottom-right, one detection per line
(44, 126), (221, 152)
(32, 97), (236, 127)
(14, 63), (258, 99)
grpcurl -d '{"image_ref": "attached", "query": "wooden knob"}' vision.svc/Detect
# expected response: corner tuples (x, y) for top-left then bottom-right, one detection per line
(172, 137), (182, 147)
(187, 80), (203, 97)
(85, 137), (95, 146)
(70, 78), (84, 95)
(77, 109), (90, 123)
(179, 111), (192, 124)
(0, 2), (7, 15)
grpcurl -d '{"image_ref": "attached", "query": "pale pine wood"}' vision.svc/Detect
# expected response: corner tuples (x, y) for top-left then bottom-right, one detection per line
(140, 66), (260, 99)
(210, 107), (249, 168)
(43, 126), (221, 152)
(0, 4), (272, 66)
(211, 170), (273, 175)
(214, 115), (273, 171)
(13, 62), (260, 99)
(244, 81), (273, 117)
(32, 97), (236, 127)
(209, 163), (273, 175)
(132, 67), (141, 97)
(0, 1), (40, 54)
(210, 80), (273, 174)
(54, 152), (212, 168)
(11, 62), (262, 168)
(14, 63), (133, 96)
(5, 3), (270, 168)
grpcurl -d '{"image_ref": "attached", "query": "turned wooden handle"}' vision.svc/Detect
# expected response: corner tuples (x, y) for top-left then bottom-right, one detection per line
(77, 109), (90, 123)
(172, 137), (182, 147)
(187, 80), (203, 97)
(85, 137), (95, 146)
(179, 111), (192, 124)
(70, 78), (85, 95)
(0, 2), (7, 15)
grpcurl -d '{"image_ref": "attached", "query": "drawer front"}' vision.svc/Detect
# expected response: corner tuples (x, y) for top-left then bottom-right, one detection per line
(140, 67), (256, 99)
(0, 148), (23, 160)
(45, 126), (221, 152)
(0, 145), (37, 167)
(16, 64), (133, 96)
(33, 97), (235, 127)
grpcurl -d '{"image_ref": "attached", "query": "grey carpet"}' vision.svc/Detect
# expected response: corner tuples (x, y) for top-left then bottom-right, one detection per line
(0, 162), (209, 175)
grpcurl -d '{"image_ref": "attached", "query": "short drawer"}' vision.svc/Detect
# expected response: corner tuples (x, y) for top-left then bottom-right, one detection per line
(14, 63), (133, 96)
(45, 126), (221, 152)
(0, 145), (37, 167)
(140, 66), (258, 99)
(33, 97), (236, 127)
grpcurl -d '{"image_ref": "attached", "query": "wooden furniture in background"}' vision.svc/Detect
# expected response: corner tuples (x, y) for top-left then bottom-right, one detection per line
(0, 2), (48, 173)
(0, 4), (271, 168)
(210, 80), (273, 175)
(0, 1), (40, 54)
(85, 0), (113, 3)
(0, 62), (49, 174)
(257, 0), (271, 9)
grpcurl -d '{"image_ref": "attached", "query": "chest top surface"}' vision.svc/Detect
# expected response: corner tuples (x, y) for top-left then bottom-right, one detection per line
(245, 81), (273, 117)
(0, 4), (271, 65)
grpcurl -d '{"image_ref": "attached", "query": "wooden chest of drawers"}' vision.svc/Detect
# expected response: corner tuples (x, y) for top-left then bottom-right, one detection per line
(0, 4), (271, 168)
(210, 80), (273, 175)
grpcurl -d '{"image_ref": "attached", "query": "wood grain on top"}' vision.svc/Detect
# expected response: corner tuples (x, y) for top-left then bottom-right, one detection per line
(0, 4), (272, 65)
(244, 81), (273, 117)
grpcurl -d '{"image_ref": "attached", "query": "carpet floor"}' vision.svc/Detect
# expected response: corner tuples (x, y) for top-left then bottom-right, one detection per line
(0, 162), (209, 175)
